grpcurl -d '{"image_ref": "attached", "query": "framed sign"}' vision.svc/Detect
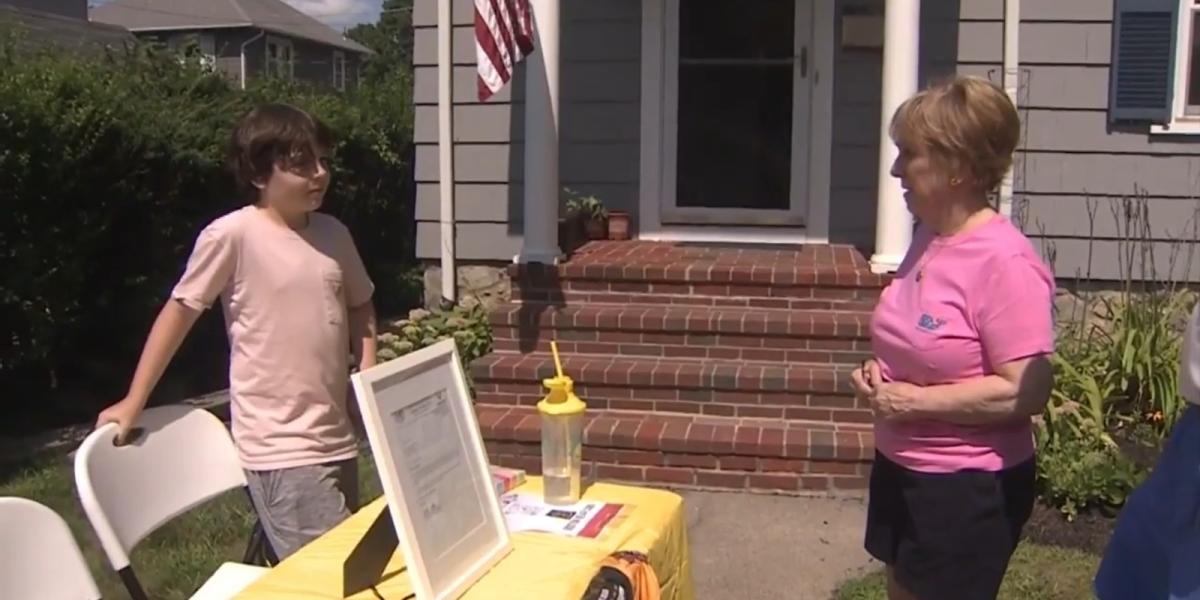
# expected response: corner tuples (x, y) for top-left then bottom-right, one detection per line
(351, 338), (512, 600)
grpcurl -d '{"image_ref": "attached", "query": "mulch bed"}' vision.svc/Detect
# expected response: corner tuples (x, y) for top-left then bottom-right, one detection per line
(1023, 432), (1163, 556)
(1024, 502), (1117, 556)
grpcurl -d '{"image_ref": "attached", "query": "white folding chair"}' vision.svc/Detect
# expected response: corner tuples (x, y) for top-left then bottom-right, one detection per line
(0, 496), (102, 600)
(74, 405), (268, 600)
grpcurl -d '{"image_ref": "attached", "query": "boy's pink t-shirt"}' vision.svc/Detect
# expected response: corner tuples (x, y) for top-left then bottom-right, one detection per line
(172, 206), (375, 470)
(870, 214), (1055, 473)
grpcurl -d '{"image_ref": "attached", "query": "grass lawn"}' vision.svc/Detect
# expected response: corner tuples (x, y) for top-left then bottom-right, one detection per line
(1, 452), (383, 600)
(834, 542), (1101, 600)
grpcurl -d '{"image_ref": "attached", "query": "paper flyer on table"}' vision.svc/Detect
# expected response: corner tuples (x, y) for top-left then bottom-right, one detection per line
(500, 493), (624, 538)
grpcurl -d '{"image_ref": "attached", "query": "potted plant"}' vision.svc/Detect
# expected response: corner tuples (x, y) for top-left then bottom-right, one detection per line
(562, 189), (608, 242)
(607, 210), (631, 240)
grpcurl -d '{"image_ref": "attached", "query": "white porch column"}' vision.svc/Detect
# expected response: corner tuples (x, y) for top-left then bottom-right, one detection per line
(515, 0), (562, 264)
(870, 0), (920, 274)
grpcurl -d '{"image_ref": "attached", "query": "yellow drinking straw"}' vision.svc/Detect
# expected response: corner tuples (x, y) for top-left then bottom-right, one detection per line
(551, 340), (565, 379)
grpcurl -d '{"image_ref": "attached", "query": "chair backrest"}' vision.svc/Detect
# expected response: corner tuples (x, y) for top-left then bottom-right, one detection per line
(0, 497), (102, 600)
(74, 404), (247, 570)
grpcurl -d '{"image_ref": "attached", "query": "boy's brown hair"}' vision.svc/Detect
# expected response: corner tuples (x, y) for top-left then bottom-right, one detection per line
(228, 103), (334, 201)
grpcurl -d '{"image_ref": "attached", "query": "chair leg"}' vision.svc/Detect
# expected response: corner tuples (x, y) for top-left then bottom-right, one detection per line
(118, 567), (149, 600)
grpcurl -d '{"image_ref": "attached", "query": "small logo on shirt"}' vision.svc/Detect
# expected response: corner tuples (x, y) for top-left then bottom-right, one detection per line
(917, 313), (947, 331)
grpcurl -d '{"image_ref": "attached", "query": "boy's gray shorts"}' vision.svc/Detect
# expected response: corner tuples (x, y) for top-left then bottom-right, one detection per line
(244, 457), (359, 560)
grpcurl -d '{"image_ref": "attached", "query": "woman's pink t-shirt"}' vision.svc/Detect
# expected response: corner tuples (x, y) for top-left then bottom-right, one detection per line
(870, 214), (1056, 473)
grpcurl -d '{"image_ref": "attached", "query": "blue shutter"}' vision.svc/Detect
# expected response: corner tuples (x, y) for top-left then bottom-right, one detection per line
(1109, 0), (1179, 123)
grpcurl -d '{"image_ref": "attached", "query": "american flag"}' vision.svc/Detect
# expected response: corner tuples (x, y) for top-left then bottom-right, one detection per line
(474, 0), (536, 102)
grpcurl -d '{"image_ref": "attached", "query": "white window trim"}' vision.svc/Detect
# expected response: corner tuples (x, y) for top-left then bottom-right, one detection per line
(636, 0), (833, 243)
(1153, 0), (1200, 134)
(332, 50), (346, 90)
(265, 35), (295, 80)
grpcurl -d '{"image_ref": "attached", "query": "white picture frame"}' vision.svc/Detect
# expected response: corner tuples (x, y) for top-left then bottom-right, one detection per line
(351, 338), (512, 600)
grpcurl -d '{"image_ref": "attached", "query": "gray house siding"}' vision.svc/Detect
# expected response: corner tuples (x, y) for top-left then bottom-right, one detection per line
(412, 0), (640, 262)
(413, 0), (1200, 281)
(957, 0), (1200, 281)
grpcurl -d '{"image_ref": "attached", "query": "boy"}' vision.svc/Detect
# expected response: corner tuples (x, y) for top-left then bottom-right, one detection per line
(95, 103), (378, 559)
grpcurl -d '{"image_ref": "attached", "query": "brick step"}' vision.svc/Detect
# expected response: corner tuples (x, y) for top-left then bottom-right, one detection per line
(471, 353), (870, 423)
(512, 268), (884, 310)
(490, 303), (871, 364)
(476, 404), (873, 493)
(510, 243), (888, 309)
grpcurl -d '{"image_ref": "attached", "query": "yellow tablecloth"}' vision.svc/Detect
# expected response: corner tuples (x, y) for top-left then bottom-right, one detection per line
(235, 477), (695, 599)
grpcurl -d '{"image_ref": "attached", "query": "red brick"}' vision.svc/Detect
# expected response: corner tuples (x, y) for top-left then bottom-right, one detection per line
(784, 430), (809, 459)
(513, 415), (540, 443)
(583, 447), (617, 463)
(661, 422), (692, 452)
(807, 460), (860, 476)
(667, 454), (719, 469)
(645, 467), (696, 486)
(596, 464), (645, 481)
(688, 424), (716, 452)
(635, 420), (666, 447)
(696, 471), (749, 488)
(749, 473), (799, 491)
(784, 407), (833, 421)
(586, 417), (618, 446)
(719, 456), (758, 471)
(736, 405), (785, 419)
(710, 425), (736, 454)
(732, 427), (761, 455)
(759, 458), (807, 473)
(612, 449), (664, 466)
(759, 428), (786, 455)
(800, 476), (831, 491)
(835, 432), (865, 460)
(702, 404), (738, 417)
(832, 476), (870, 490)
(655, 401), (703, 414)
(610, 420), (641, 448)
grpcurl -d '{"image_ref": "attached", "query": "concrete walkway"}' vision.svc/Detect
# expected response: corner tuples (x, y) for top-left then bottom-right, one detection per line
(680, 490), (877, 599)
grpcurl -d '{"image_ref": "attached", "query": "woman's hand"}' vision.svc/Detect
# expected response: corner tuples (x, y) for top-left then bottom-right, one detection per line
(851, 359), (882, 399)
(850, 359), (924, 421)
(868, 381), (924, 420)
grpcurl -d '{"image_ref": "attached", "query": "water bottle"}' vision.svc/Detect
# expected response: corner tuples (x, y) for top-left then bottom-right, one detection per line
(538, 341), (586, 505)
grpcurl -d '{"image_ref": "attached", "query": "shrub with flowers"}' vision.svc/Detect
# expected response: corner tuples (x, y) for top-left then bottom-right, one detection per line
(376, 303), (493, 379)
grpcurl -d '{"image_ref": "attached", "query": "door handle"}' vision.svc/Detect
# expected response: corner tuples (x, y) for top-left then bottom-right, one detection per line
(799, 46), (808, 78)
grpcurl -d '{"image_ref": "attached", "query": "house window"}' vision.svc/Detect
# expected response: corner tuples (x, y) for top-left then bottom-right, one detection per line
(266, 37), (294, 80)
(1182, 0), (1200, 116)
(1112, 0), (1200, 133)
(333, 50), (347, 91)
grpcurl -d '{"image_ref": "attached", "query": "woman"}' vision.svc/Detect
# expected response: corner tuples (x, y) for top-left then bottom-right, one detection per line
(1093, 303), (1200, 600)
(850, 76), (1056, 600)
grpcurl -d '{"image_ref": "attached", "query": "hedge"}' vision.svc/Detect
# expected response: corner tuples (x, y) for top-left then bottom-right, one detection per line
(0, 37), (417, 426)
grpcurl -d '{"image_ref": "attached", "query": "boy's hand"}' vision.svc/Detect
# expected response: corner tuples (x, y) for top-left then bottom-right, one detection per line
(95, 397), (142, 444)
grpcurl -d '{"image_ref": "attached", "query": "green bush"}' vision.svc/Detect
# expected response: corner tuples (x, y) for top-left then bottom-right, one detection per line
(376, 304), (494, 392)
(0, 36), (416, 413)
(1034, 432), (1145, 521)
(1030, 194), (1196, 518)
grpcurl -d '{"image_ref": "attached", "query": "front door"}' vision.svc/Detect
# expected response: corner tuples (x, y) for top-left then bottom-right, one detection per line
(661, 0), (813, 227)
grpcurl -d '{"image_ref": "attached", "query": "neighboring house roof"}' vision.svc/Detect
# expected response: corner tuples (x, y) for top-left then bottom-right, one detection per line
(89, 0), (372, 54)
(0, 5), (134, 55)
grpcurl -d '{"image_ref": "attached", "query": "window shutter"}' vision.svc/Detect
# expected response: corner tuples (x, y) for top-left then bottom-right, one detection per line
(1109, 0), (1179, 123)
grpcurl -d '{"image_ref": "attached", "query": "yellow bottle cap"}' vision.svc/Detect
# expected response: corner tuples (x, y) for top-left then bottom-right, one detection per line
(537, 341), (587, 416)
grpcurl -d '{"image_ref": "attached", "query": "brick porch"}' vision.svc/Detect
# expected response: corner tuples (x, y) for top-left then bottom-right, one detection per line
(473, 241), (889, 493)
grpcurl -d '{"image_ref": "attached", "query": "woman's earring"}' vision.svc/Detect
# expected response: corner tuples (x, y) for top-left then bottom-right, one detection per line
(949, 177), (962, 186)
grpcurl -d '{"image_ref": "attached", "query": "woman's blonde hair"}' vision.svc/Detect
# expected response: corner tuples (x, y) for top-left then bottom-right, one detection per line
(889, 75), (1020, 192)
